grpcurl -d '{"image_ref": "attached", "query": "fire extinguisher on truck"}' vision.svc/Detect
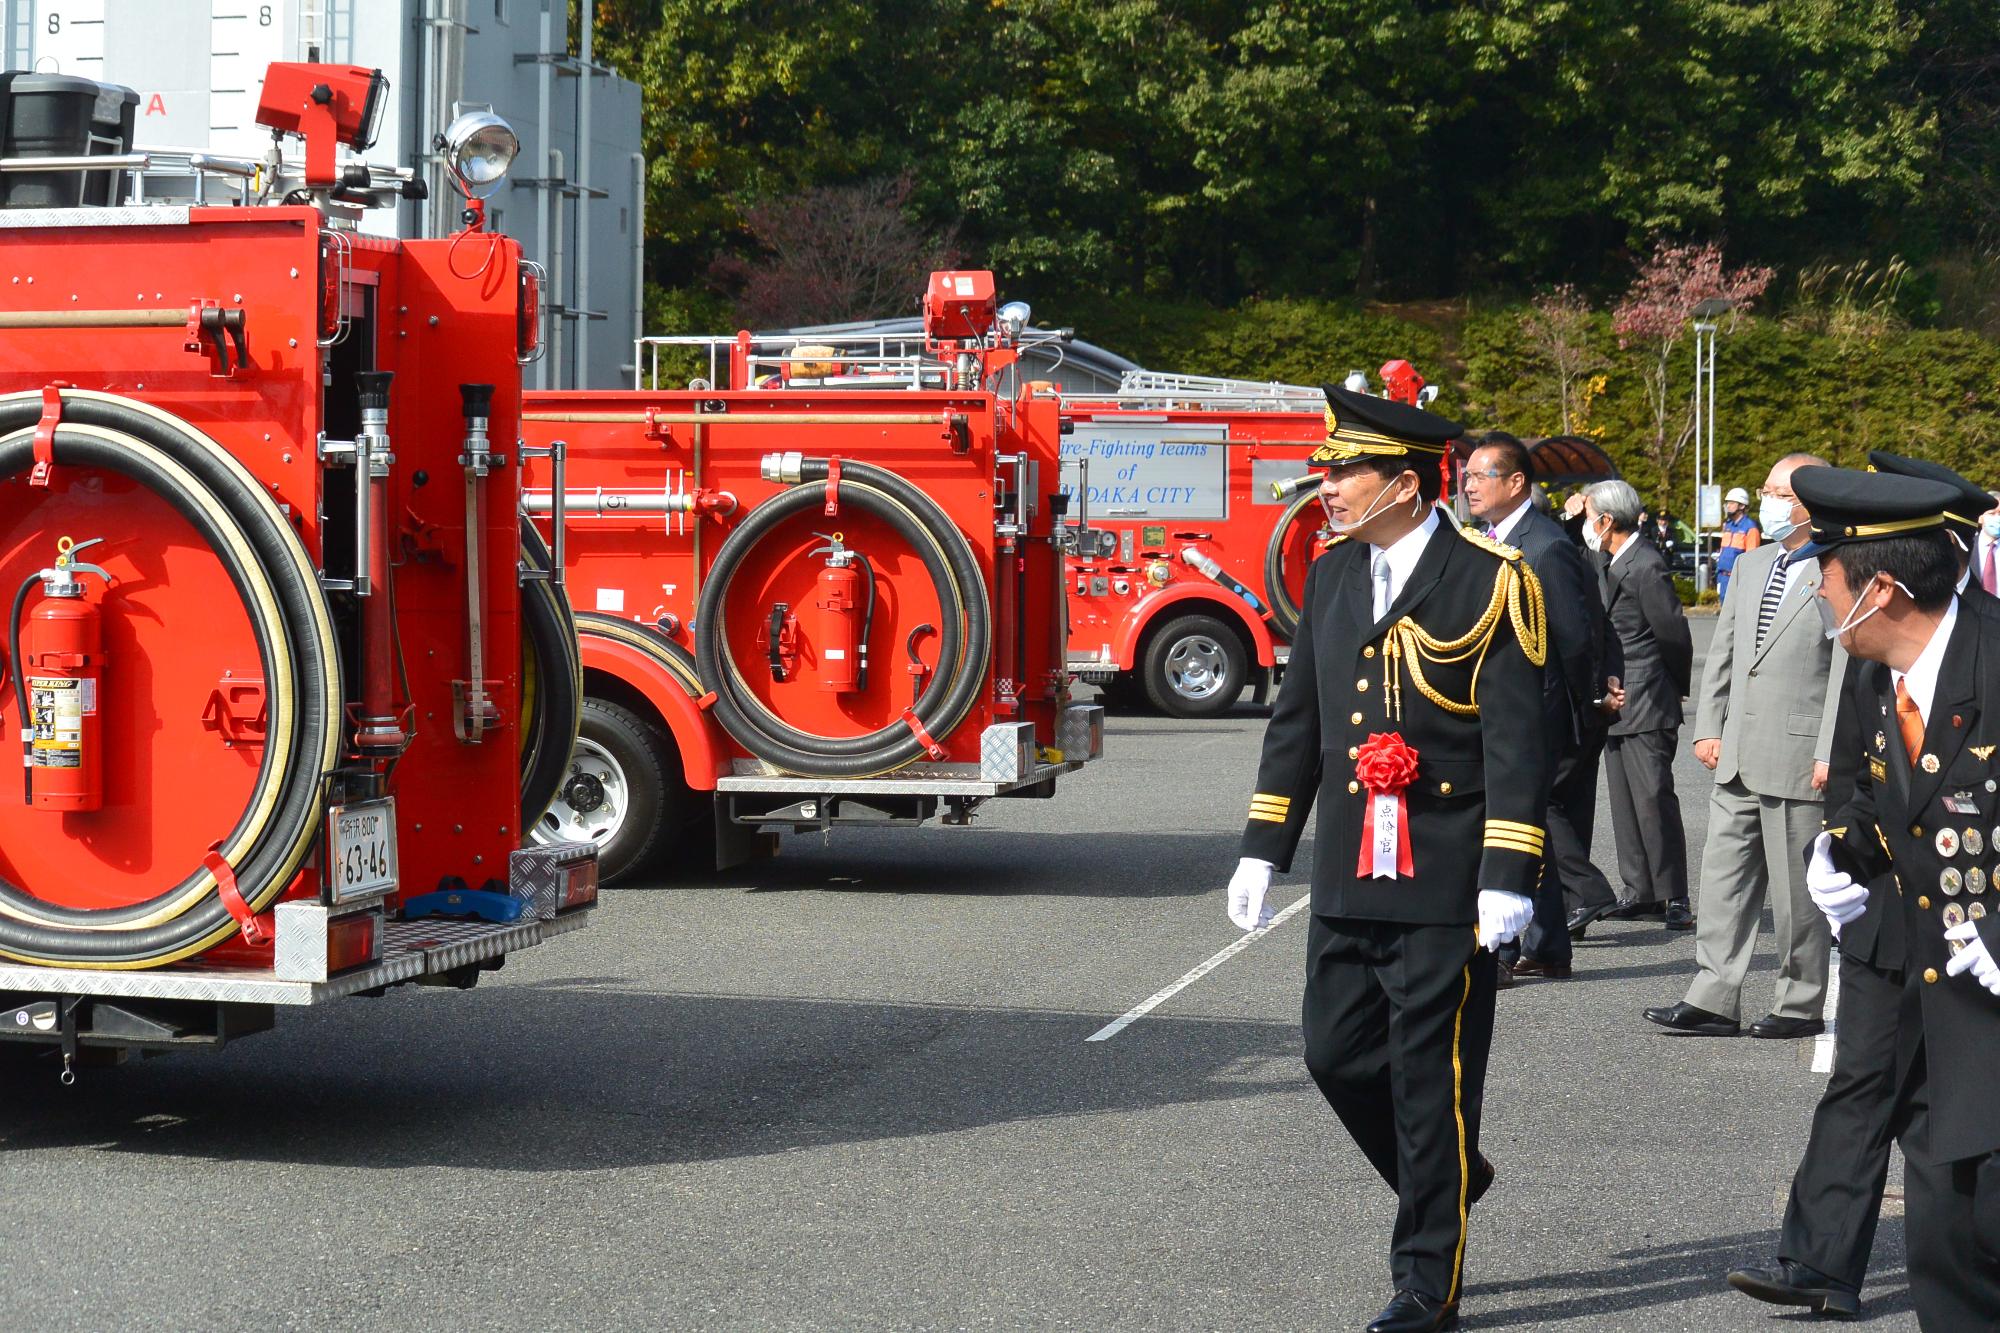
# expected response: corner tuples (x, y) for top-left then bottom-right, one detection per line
(11, 537), (113, 811)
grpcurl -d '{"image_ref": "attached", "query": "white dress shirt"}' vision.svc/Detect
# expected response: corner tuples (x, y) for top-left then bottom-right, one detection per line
(1892, 596), (1958, 725)
(1368, 507), (1442, 620)
(1487, 497), (1533, 547)
(1607, 527), (1641, 569)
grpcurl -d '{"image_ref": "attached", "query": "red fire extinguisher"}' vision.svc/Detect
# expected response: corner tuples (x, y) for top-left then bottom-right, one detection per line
(809, 534), (873, 695)
(10, 537), (113, 812)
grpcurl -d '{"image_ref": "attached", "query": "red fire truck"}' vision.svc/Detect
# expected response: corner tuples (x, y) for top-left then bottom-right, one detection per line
(0, 63), (593, 1077)
(520, 272), (1103, 884)
(1061, 361), (1442, 717)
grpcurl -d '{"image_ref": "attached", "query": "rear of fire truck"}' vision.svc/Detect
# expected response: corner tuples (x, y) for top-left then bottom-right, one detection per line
(0, 63), (594, 1078)
(521, 272), (1103, 883)
(1061, 361), (1444, 718)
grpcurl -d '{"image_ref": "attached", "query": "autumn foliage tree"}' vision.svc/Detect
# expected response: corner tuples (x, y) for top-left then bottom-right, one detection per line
(711, 175), (960, 330)
(1612, 243), (1774, 504)
(1518, 286), (1609, 435)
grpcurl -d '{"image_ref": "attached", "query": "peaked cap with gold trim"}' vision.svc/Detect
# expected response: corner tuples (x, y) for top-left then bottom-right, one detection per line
(1312, 385), (1464, 467)
(1785, 466), (1959, 566)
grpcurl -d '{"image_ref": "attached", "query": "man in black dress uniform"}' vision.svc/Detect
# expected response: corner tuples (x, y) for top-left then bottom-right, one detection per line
(1225, 387), (1551, 1333)
(1732, 454), (2000, 1318)
(1762, 468), (2000, 1330)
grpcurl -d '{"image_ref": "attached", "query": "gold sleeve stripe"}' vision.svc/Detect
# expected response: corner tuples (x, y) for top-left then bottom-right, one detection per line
(1251, 793), (1292, 810)
(1484, 837), (1545, 856)
(1484, 828), (1546, 848)
(1248, 809), (1289, 824)
(1486, 819), (1546, 839)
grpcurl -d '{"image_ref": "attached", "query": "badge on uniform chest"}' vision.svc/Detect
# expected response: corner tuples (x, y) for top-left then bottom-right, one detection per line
(1354, 733), (1419, 878)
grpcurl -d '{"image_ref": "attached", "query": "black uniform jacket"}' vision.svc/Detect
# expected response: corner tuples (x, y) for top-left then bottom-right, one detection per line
(1509, 505), (1610, 749)
(1825, 599), (2000, 1164)
(1823, 583), (1998, 975)
(1240, 518), (1552, 925)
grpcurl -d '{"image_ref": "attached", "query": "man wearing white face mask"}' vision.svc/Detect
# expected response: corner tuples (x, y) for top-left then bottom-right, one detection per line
(1226, 387), (1551, 1333)
(1743, 468), (2000, 1329)
(1645, 454), (1841, 1039)
(1978, 493), (2000, 597)
(1581, 480), (1696, 929)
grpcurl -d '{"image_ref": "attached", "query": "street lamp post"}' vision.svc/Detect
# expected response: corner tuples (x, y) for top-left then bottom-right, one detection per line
(1690, 297), (1732, 595)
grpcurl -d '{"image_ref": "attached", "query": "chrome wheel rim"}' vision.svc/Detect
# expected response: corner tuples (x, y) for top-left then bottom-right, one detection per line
(536, 734), (628, 849)
(1165, 635), (1229, 700)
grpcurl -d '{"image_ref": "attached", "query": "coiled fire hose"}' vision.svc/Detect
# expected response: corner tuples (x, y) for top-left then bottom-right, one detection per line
(518, 515), (582, 829)
(0, 389), (342, 969)
(1264, 486), (1324, 643)
(694, 456), (991, 777)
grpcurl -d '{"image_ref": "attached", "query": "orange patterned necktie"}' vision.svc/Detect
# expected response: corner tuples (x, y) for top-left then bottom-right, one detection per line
(1896, 678), (1925, 769)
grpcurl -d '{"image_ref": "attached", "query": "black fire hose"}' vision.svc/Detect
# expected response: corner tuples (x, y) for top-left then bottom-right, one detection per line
(518, 515), (582, 830)
(0, 390), (341, 969)
(1264, 488), (1325, 643)
(695, 458), (990, 777)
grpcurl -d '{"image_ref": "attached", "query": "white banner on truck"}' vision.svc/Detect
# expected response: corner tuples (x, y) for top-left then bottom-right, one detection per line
(1060, 421), (1229, 520)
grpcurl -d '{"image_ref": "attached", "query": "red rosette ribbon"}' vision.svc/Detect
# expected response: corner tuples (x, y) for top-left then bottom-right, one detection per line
(1354, 732), (1419, 879)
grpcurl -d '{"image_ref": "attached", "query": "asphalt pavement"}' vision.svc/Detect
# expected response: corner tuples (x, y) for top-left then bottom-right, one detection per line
(0, 618), (1919, 1330)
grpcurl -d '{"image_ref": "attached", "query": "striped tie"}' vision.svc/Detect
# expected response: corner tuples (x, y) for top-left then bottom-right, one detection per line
(1754, 558), (1788, 652)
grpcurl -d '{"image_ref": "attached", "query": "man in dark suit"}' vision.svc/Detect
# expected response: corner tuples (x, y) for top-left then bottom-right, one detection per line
(1768, 467), (2000, 1329)
(1225, 388), (1551, 1333)
(1578, 479), (1695, 929)
(1731, 453), (2000, 1317)
(1463, 433), (1622, 978)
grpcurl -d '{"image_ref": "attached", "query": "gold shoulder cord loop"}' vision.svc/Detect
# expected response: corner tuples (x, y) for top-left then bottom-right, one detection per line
(1380, 558), (1544, 719)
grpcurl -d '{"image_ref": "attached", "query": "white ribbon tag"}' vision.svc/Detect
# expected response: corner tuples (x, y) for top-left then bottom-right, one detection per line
(1370, 792), (1401, 879)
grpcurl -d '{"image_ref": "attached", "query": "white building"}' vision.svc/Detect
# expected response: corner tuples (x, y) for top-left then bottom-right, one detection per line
(3, 0), (643, 388)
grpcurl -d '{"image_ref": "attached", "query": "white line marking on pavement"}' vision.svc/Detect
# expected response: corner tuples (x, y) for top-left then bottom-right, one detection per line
(1812, 943), (1840, 1073)
(1085, 894), (1311, 1042)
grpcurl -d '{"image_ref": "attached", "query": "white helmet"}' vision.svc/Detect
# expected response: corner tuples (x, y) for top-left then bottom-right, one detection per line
(1725, 486), (1751, 505)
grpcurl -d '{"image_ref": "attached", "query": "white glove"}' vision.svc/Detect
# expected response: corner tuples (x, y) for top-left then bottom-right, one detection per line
(1477, 890), (1534, 951)
(1945, 921), (2000, 996)
(1227, 858), (1276, 931)
(1806, 831), (1869, 934)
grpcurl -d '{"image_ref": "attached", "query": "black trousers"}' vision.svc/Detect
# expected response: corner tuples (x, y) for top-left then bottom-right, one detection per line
(1603, 727), (1688, 903)
(1303, 914), (1498, 1304)
(1890, 1040), (2000, 1331)
(1534, 729), (1616, 945)
(1779, 949), (1903, 1290)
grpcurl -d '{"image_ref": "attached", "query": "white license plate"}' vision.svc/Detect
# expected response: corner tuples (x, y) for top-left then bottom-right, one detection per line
(326, 798), (399, 904)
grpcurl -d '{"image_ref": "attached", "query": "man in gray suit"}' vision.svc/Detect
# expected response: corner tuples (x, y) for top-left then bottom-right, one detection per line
(1580, 480), (1695, 929)
(1644, 454), (1841, 1037)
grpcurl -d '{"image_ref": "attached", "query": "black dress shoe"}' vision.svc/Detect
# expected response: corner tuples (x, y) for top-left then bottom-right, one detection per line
(1664, 898), (1695, 929)
(1566, 902), (1614, 940)
(1493, 958), (1516, 989)
(1366, 1289), (1458, 1333)
(1748, 1014), (1826, 1040)
(1604, 899), (1666, 920)
(1727, 1260), (1860, 1317)
(1643, 1001), (1739, 1035)
(1468, 1153), (1495, 1206)
(1511, 955), (1572, 979)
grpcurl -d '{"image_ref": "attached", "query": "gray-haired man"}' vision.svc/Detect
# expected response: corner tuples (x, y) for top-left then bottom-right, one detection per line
(1575, 481), (1695, 930)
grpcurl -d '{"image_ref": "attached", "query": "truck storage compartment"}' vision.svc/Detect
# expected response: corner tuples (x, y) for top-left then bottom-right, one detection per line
(0, 73), (139, 208)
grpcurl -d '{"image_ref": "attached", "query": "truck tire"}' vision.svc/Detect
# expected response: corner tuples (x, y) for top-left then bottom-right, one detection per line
(536, 698), (674, 886)
(1142, 615), (1248, 719)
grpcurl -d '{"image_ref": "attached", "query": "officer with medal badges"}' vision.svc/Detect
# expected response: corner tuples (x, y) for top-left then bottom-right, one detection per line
(1731, 452), (2000, 1318)
(1786, 467), (2000, 1329)
(1224, 387), (1551, 1333)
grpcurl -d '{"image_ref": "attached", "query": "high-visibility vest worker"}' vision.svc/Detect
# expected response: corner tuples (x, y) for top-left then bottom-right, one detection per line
(1715, 486), (1761, 600)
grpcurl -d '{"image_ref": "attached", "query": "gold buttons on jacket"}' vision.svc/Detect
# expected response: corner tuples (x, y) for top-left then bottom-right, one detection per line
(1912, 825), (1924, 838)
(1357, 679), (1370, 692)
(1925, 968), (1940, 985)
(1351, 712), (1365, 725)
(1919, 896), (1932, 910)
(1440, 782), (1454, 795)
(1348, 781), (1361, 794)
(1348, 746), (1360, 760)
(1363, 645), (1376, 659)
